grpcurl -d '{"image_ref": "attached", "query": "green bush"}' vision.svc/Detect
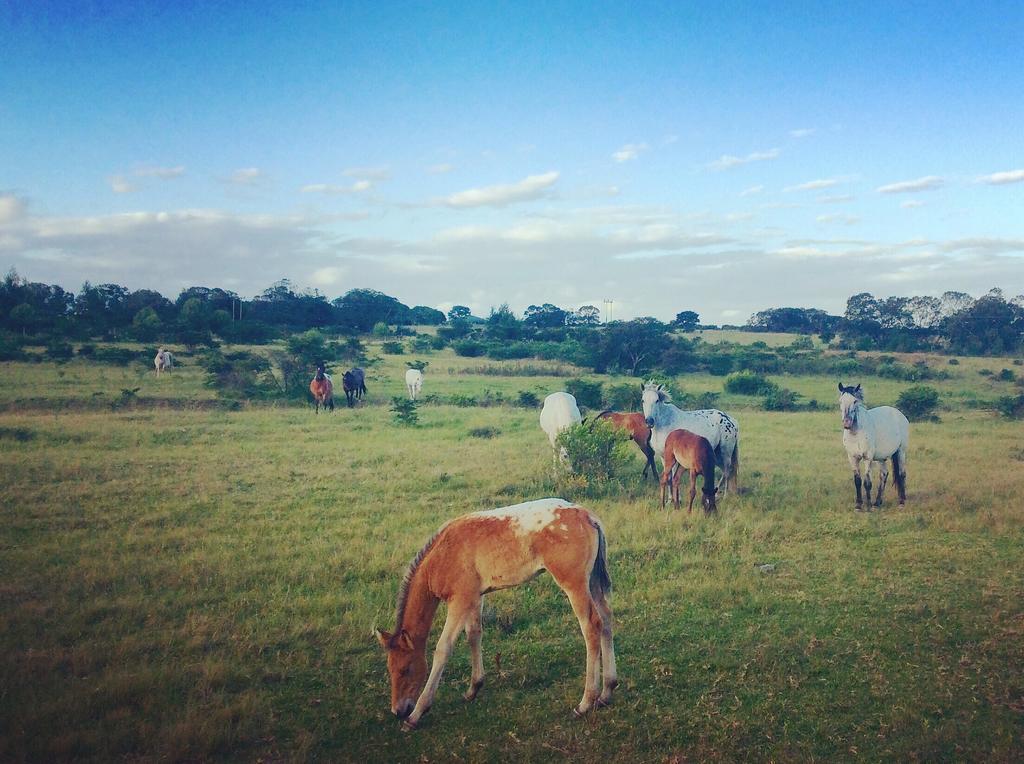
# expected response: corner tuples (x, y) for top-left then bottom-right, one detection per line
(998, 368), (1016, 382)
(452, 339), (485, 357)
(896, 385), (941, 422)
(390, 397), (419, 426)
(994, 394), (1024, 419)
(555, 419), (633, 490)
(763, 387), (802, 411)
(406, 359), (429, 371)
(602, 382), (642, 411)
(948, 358), (960, 365)
(724, 370), (777, 395)
(380, 341), (404, 355)
(565, 378), (603, 410)
(92, 347), (138, 365)
(516, 390), (540, 408)
(45, 340), (74, 362)
(201, 350), (277, 399)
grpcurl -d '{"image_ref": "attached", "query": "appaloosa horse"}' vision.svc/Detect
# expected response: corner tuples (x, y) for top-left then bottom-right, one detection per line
(839, 382), (909, 510)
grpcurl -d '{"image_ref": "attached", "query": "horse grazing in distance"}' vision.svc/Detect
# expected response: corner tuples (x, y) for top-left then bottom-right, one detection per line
(342, 367), (367, 407)
(594, 410), (658, 480)
(641, 382), (740, 496)
(405, 368), (423, 400)
(374, 498), (617, 731)
(539, 392), (582, 462)
(660, 428), (718, 514)
(154, 348), (173, 376)
(309, 362), (334, 413)
(839, 382), (909, 510)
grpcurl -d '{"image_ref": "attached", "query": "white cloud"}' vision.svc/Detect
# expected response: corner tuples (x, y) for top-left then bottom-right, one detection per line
(975, 169), (1024, 186)
(900, 200), (925, 209)
(785, 178), (839, 192)
(789, 128), (815, 139)
(707, 148), (780, 171)
(816, 213), (861, 225)
(343, 166), (391, 181)
(818, 194), (855, 204)
(301, 180), (373, 194)
(310, 265), (349, 287)
(427, 163), (455, 174)
(134, 165), (186, 179)
(228, 168), (264, 186)
(612, 143), (648, 163)
(441, 171), (559, 208)
(0, 193), (27, 223)
(876, 175), (944, 194)
(108, 175), (138, 194)
(739, 185), (764, 197)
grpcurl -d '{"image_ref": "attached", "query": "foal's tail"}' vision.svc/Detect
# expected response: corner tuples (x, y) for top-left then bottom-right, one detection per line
(589, 518), (612, 596)
(728, 440), (740, 492)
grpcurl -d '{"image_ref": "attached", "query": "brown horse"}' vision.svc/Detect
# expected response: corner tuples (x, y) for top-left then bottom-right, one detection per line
(374, 498), (617, 731)
(594, 410), (658, 480)
(309, 362), (334, 413)
(660, 428), (717, 514)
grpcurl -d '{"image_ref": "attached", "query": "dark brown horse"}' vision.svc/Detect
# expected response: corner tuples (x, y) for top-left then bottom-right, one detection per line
(594, 410), (658, 480)
(342, 367), (367, 407)
(661, 428), (717, 514)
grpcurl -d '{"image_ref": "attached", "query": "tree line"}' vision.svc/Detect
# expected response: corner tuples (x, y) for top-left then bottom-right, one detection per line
(1, 268), (1021, 363)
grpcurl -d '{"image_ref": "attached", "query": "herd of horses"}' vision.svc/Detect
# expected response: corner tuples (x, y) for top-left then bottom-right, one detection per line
(375, 376), (912, 732)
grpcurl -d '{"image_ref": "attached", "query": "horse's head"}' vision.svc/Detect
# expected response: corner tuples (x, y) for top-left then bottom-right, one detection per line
(315, 362), (327, 380)
(641, 382), (668, 427)
(374, 628), (427, 720)
(838, 382), (864, 430)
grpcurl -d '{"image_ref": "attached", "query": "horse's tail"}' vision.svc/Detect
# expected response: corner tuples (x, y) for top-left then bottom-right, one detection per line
(729, 440), (740, 492)
(892, 448), (907, 501)
(588, 410), (613, 430)
(589, 518), (612, 597)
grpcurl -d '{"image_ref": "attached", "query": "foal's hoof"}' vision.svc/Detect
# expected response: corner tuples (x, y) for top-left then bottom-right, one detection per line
(464, 680), (484, 701)
(596, 696), (613, 709)
(854, 505), (865, 512)
(572, 705), (591, 718)
(400, 719), (418, 733)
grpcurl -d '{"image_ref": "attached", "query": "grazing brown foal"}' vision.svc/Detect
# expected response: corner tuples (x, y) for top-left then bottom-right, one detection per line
(594, 410), (658, 480)
(660, 428), (717, 514)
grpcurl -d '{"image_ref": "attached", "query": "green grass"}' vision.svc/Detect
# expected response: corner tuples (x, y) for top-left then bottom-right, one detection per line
(1, 347), (1022, 762)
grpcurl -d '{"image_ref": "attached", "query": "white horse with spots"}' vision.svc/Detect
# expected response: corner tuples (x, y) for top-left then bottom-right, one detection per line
(154, 348), (173, 375)
(539, 391), (582, 462)
(839, 383), (909, 510)
(405, 368), (424, 400)
(641, 382), (740, 496)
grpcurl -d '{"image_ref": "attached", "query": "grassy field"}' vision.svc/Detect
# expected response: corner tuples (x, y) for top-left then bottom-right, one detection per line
(2, 342), (1023, 762)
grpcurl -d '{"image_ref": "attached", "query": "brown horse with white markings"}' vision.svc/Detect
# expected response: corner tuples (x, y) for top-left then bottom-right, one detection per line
(309, 362), (334, 413)
(660, 428), (717, 514)
(374, 498), (617, 731)
(594, 410), (658, 480)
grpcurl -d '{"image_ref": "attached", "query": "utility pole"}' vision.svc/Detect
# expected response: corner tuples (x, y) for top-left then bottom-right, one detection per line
(603, 299), (614, 323)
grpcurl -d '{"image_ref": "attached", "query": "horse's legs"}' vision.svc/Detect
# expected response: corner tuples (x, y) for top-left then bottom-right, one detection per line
(590, 585), (618, 706)
(863, 463), (873, 507)
(660, 452), (676, 509)
(404, 597), (475, 731)
(874, 459), (888, 508)
(687, 471), (697, 514)
(849, 455), (863, 509)
(464, 600), (485, 701)
(561, 583), (604, 716)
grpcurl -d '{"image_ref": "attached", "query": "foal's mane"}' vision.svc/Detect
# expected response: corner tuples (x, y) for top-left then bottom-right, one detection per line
(644, 381), (672, 402)
(393, 522), (450, 632)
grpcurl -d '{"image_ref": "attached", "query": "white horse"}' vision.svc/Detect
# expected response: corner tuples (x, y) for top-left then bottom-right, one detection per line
(154, 348), (173, 375)
(405, 368), (424, 400)
(839, 383), (909, 510)
(539, 392), (582, 462)
(641, 382), (740, 495)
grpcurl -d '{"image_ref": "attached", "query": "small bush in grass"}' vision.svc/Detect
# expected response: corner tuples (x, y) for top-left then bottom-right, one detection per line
(452, 339), (485, 357)
(565, 378), (603, 410)
(46, 340), (74, 362)
(380, 341), (404, 355)
(896, 385), (941, 422)
(390, 397), (419, 426)
(409, 336), (434, 353)
(555, 419), (633, 491)
(1014, 359), (1023, 366)
(516, 390), (540, 408)
(948, 358), (960, 365)
(994, 394), (1024, 419)
(763, 387), (802, 411)
(77, 343), (95, 357)
(998, 368), (1016, 382)
(406, 359), (429, 372)
(92, 347), (138, 365)
(978, 368), (994, 377)
(724, 370), (777, 395)
(468, 426), (500, 438)
(679, 391), (722, 410)
(448, 394), (478, 407)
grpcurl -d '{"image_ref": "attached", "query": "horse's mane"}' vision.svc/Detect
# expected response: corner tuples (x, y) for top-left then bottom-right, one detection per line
(393, 522), (450, 632)
(644, 381), (672, 403)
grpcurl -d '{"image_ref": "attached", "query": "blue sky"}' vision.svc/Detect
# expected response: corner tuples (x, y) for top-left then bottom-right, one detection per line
(2, 0), (1022, 321)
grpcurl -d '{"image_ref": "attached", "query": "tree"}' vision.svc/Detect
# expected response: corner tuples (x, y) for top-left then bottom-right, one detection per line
(131, 307), (162, 341)
(598, 318), (671, 376)
(485, 303), (522, 340)
(409, 305), (446, 325)
(332, 289), (411, 331)
(567, 305), (600, 327)
(524, 303), (567, 328)
(447, 305), (471, 321)
(944, 292), (1024, 355)
(179, 297), (212, 331)
(673, 310), (700, 332)
(9, 303), (36, 336)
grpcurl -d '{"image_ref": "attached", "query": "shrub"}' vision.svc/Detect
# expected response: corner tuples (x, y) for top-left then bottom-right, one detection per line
(77, 343), (96, 357)
(406, 359), (429, 371)
(724, 370), (777, 395)
(486, 341), (536, 360)
(452, 339), (485, 357)
(380, 341), (404, 355)
(978, 369), (994, 377)
(468, 426), (500, 438)
(92, 347), (138, 365)
(372, 322), (390, 337)
(994, 394), (1024, 419)
(679, 391), (722, 410)
(0, 332), (27, 361)
(1014, 359), (1023, 366)
(998, 368), (1016, 382)
(46, 340), (74, 362)
(409, 336), (434, 353)
(516, 390), (540, 408)
(896, 385), (941, 422)
(948, 358), (960, 365)
(390, 397), (419, 426)
(763, 387), (802, 411)
(565, 378), (603, 410)
(603, 382), (641, 411)
(447, 394), (478, 407)
(201, 350), (276, 399)
(555, 420), (633, 489)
